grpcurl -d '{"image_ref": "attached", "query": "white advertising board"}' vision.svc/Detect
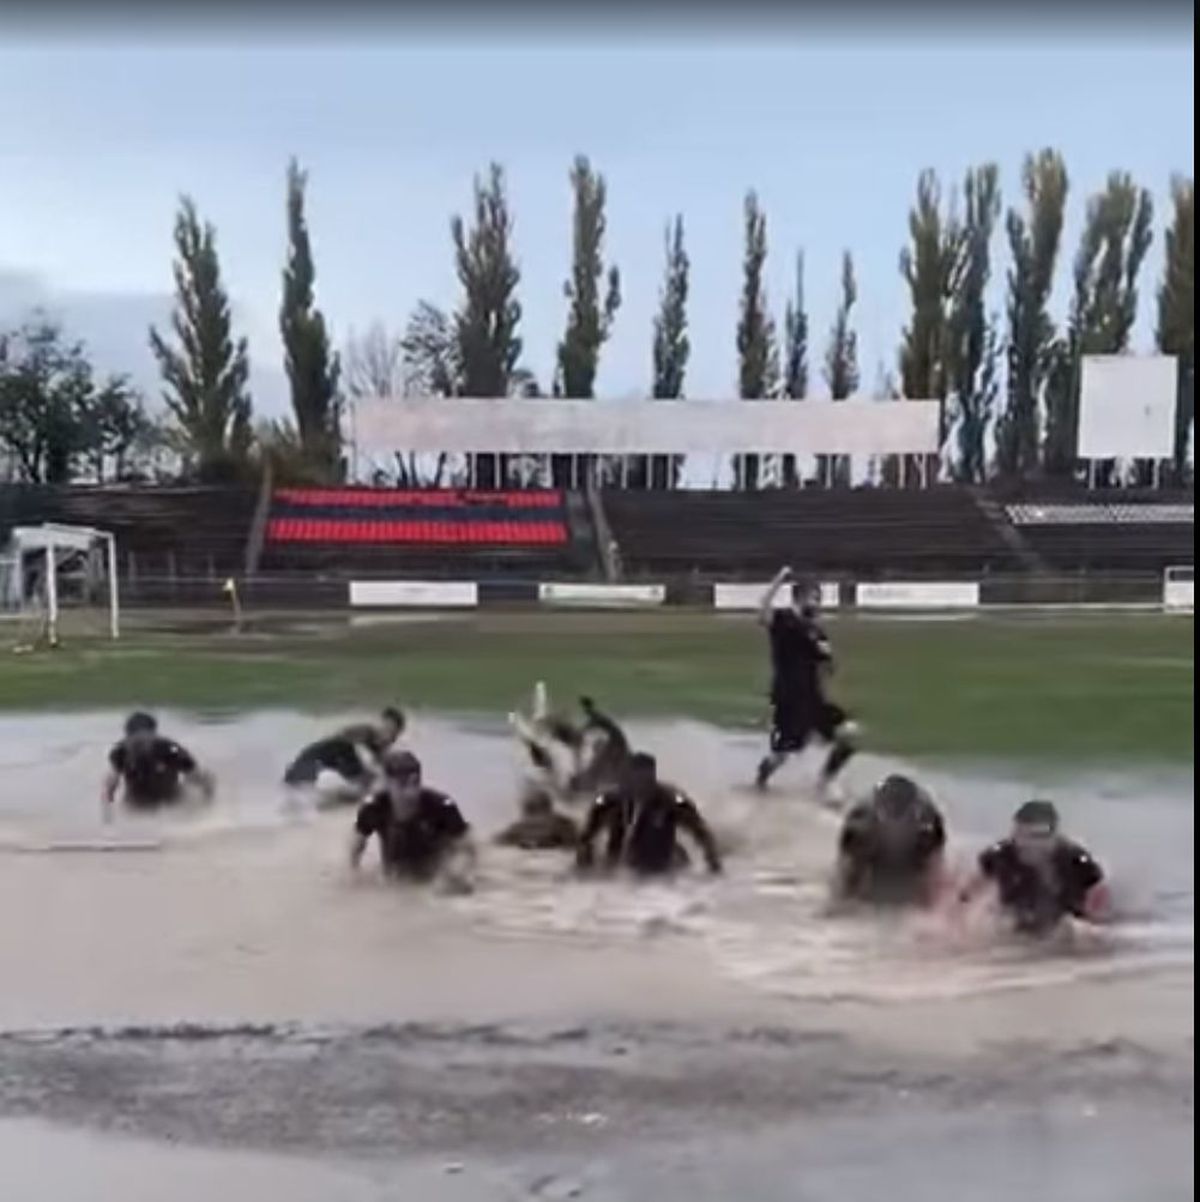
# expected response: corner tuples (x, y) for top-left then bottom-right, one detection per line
(538, 582), (666, 608)
(1077, 355), (1178, 460)
(854, 582), (980, 610)
(713, 582), (839, 610)
(351, 397), (940, 456)
(348, 580), (479, 608)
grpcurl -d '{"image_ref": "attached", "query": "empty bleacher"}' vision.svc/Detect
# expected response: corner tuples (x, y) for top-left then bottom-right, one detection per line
(258, 486), (594, 578)
(603, 487), (1021, 579)
(1002, 490), (1194, 572)
(1, 484), (256, 578)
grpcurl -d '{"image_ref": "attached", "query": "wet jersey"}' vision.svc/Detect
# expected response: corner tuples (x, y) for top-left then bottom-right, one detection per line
(769, 610), (832, 703)
(355, 788), (470, 878)
(978, 837), (1103, 934)
(578, 783), (719, 875)
(285, 735), (369, 785)
(108, 737), (196, 806)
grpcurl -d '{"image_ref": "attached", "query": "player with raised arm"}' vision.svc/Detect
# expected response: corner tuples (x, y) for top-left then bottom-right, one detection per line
(754, 566), (857, 803)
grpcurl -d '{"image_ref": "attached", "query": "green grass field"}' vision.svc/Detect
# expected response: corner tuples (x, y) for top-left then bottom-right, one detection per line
(0, 610), (1193, 764)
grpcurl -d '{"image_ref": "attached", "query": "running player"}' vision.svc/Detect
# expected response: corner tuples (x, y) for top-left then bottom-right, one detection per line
(102, 711), (214, 816)
(754, 566), (857, 802)
(495, 785), (580, 851)
(959, 800), (1110, 936)
(350, 749), (476, 891)
(576, 751), (722, 877)
(833, 774), (947, 907)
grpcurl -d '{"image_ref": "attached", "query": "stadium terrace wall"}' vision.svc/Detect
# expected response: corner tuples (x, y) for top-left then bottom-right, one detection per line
(104, 571), (1183, 612)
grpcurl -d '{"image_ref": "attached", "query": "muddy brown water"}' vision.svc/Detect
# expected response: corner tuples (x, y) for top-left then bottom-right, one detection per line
(0, 710), (1192, 1199)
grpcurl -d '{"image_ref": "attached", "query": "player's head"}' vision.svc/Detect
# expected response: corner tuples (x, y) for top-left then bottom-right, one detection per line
(872, 774), (925, 822)
(381, 749), (422, 811)
(520, 788), (553, 818)
(379, 706), (406, 745)
(124, 710), (158, 749)
(791, 579), (821, 618)
(1012, 799), (1059, 861)
(625, 751), (658, 800)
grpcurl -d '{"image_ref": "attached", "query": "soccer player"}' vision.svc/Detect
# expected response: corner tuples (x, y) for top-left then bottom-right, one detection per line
(494, 785), (580, 851)
(102, 711), (214, 816)
(575, 751), (722, 877)
(833, 774), (947, 907)
(754, 566), (857, 802)
(959, 800), (1110, 936)
(283, 706), (405, 805)
(349, 750), (476, 891)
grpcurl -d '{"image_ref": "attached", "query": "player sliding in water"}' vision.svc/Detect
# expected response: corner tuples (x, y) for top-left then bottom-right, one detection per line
(832, 774), (948, 908)
(102, 710), (215, 818)
(283, 706), (405, 807)
(509, 684), (631, 804)
(958, 800), (1110, 937)
(576, 751), (722, 878)
(349, 749), (477, 893)
(754, 566), (858, 804)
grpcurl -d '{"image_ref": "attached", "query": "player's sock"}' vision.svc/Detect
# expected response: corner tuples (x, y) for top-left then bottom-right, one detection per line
(755, 753), (784, 789)
(820, 739), (855, 784)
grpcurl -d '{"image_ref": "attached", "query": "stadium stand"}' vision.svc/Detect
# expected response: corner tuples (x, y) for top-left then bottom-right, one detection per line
(257, 486), (596, 578)
(601, 486), (1023, 579)
(1, 484), (256, 578)
(1001, 491), (1194, 572)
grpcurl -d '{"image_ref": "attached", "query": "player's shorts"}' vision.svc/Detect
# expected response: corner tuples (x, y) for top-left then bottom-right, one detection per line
(769, 694), (849, 753)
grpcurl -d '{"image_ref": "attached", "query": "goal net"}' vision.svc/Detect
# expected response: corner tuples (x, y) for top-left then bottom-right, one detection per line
(1162, 565), (1194, 614)
(0, 523), (120, 648)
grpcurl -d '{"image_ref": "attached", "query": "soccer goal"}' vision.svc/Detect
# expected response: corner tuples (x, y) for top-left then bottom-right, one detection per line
(1162, 565), (1194, 614)
(0, 523), (120, 647)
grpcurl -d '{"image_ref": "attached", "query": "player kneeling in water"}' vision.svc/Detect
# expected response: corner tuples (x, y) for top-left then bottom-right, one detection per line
(283, 706), (405, 806)
(833, 774), (947, 907)
(102, 711), (215, 818)
(349, 750), (476, 893)
(576, 751), (722, 878)
(958, 800), (1110, 936)
(754, 567), (858, 805)
(495, 784), (579, 851)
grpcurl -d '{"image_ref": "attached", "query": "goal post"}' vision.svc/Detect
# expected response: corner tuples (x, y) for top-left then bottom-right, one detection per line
(0, 523), (120, 646)
(1162, 565), (1194, 614)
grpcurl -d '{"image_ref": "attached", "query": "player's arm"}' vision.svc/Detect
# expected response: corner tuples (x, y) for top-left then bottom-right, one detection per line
(1072, 849), (1111, 923)
(170, 744), (215, 802)
(758, 565), (793, 626)
(675, 794), (723, 874)
(101, 768), (121, 818)
(434, 801), (477, 894)
(579, 697), (626, 747)
(349, 802), (377, 870)
(575, 796), (610, 869)
(957, 846), (999, 906)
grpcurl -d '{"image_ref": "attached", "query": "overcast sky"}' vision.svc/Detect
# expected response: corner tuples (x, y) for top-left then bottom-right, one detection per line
(0, 15), (1193, 417)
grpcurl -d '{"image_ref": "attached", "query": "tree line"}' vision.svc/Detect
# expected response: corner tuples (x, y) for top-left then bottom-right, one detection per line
(1, 151), (1193, 488)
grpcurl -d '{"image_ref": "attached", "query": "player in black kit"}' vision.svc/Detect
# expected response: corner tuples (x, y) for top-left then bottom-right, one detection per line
(102, 711), (214, 815)
(754, 566), (857, 802)
(576, 751), (722, 877)
(283, 706), (405, 805)
(350, 749), (476, 891)
(959, 800), (1110, 936)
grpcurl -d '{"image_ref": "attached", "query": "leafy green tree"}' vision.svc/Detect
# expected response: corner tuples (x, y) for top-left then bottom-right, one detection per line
(1044, 171), (1153, 476)
(148, 196), (253, 481)
(947, 164), (1001, 483)
(451, 163), (522, 487)
(280, 158), (342, 481)
(1156, 175), (1194, 482)
(735, 191), (779, 488)
(646, 214), (690, 488)
(995, 149), (1068, 478)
